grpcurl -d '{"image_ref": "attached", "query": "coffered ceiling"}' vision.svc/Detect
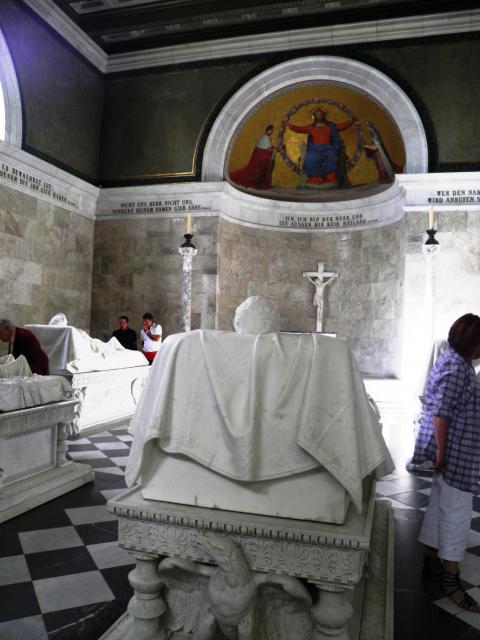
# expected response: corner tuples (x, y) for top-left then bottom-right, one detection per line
(50, 0), (477, 54)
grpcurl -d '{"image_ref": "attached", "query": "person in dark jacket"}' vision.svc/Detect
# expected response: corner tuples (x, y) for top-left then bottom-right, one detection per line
(112, 315), (137, 350)
(0, 318), (49, 375)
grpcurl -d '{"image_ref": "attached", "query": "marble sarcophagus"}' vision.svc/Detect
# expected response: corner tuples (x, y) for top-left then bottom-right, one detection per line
(26, 323), (150, 434)
(0, 399), (94, 522)
(101, 299), (395, 640)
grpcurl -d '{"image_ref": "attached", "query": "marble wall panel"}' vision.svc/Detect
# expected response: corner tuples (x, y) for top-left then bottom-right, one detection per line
(90, 216), (219, 342)
(217, 217), (406, 376)
(0, 183), (95, 353)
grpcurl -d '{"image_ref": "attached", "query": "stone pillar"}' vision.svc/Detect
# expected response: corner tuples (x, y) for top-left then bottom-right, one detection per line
(310, 583), (353, 640)
(179, 237), (198, 332)
(127, 552), (166, 640)
(422, 231), (440, 345)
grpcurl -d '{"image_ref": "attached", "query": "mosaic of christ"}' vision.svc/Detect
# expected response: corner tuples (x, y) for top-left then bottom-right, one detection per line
(226, 84), (405, 201)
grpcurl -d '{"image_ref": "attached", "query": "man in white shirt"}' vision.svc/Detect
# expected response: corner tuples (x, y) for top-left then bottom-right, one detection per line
(140, 313), (162, 364)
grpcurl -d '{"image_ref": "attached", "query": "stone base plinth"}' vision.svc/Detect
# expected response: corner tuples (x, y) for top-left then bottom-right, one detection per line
(99, 482), (393, 640)
(0, 400), (94, 523)
(0, 461), (94, 523)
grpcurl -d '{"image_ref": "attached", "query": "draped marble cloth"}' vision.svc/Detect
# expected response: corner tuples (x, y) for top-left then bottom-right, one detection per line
(25, 325), (147, 373)
(0, 375), (72, 412)
(0, 355), (72, 412)
(126, 330), (393, 513)
(0, 354), (32, 378)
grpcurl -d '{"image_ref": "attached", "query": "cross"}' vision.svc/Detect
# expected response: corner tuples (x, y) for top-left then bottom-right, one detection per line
(303, 262), (339, 332)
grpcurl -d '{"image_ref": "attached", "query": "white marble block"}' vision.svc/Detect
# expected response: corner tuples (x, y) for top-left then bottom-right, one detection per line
(0, 399), (94, 522)
(141, 447), (350, 524)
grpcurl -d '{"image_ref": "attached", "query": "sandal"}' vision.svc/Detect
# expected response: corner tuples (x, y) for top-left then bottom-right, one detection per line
(441, 571), (480, 612)
(422, 555), (443, 576)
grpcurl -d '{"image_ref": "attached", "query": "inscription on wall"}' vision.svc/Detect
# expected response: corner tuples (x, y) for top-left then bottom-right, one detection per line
(428, 189), (480, 204)
(111, 199), (210, 216)
(0, 162), (78, 208)
(278, 213), (373, 229)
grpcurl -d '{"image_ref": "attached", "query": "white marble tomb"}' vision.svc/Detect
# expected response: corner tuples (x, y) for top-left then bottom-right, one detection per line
(0, 399), (94, 523)
(102, 298), (394, 639)
(26, 322), (150, 434)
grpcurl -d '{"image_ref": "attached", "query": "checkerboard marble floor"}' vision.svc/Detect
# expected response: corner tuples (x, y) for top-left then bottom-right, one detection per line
(0, 427), (134, 639)
(2, 381), (480, 639)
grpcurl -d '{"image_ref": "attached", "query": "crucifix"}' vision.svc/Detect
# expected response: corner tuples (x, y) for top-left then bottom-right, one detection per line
(303, 262), (339, 332)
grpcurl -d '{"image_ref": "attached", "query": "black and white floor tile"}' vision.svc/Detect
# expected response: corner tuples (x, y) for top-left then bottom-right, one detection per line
(0, 427), (134, 640)
(2, 381), (480, 638)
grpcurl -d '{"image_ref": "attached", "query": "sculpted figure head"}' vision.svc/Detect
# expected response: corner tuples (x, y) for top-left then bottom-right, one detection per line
(233, 296), (279, 335)
(49, 313), (68, 326)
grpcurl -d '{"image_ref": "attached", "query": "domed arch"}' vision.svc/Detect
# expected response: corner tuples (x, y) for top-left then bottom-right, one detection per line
(202, 56), (428, 182)
(0, 28), (22, 145)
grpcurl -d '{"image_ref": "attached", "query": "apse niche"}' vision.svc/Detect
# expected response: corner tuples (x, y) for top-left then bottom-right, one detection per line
(226, 83), (406, 203)
(207, 56), (430, 376)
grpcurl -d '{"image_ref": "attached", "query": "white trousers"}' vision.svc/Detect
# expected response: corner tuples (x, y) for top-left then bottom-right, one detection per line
(418, 474), (472, 562)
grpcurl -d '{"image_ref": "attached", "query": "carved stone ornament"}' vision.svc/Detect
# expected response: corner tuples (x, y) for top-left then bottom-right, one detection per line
(101, 482), (393, 640)
(68, 367), (150, 434)
(117, 534), (312, 640)
(118, 520), (365, 585)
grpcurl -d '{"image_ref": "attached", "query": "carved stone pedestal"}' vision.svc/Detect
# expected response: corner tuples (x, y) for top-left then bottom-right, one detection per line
(99, 480), (393, 640)
(69, 366), (150, 435)
(0, 399), (94, 522)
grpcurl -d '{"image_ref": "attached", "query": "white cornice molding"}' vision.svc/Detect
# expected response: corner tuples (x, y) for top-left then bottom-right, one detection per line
(399, 171), (480, 211)
(218, 180), (407, 232)
(15, 3), (480, 74)
(106, 9), (480, 73)
(21, 0), (107, 72)
(96, 182), (221, 220)
(0, 30), (22, 145)
(2, 145), (477, 225)
(94, 172), (480, 225)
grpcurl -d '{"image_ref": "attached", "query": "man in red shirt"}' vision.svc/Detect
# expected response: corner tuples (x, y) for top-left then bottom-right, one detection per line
(287, 107), (352, 186)
(0, 319), (49, 375)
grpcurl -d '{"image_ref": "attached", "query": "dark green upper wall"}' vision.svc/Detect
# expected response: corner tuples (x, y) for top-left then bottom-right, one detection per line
(99, 35), (479, 183)
(0, 0), (103, 182)
(363, 36), (479, 166)
(0, 1), (477, 184)
(99, 62), (257, 184)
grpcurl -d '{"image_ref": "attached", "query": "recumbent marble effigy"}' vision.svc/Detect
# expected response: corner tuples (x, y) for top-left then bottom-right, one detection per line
(0, 354), (93, 522)
(103, 297), (394, 640)
(26, 314), (150, 434)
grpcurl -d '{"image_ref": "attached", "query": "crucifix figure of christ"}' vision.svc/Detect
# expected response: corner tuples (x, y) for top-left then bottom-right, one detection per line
(303, 262), (339, 332)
